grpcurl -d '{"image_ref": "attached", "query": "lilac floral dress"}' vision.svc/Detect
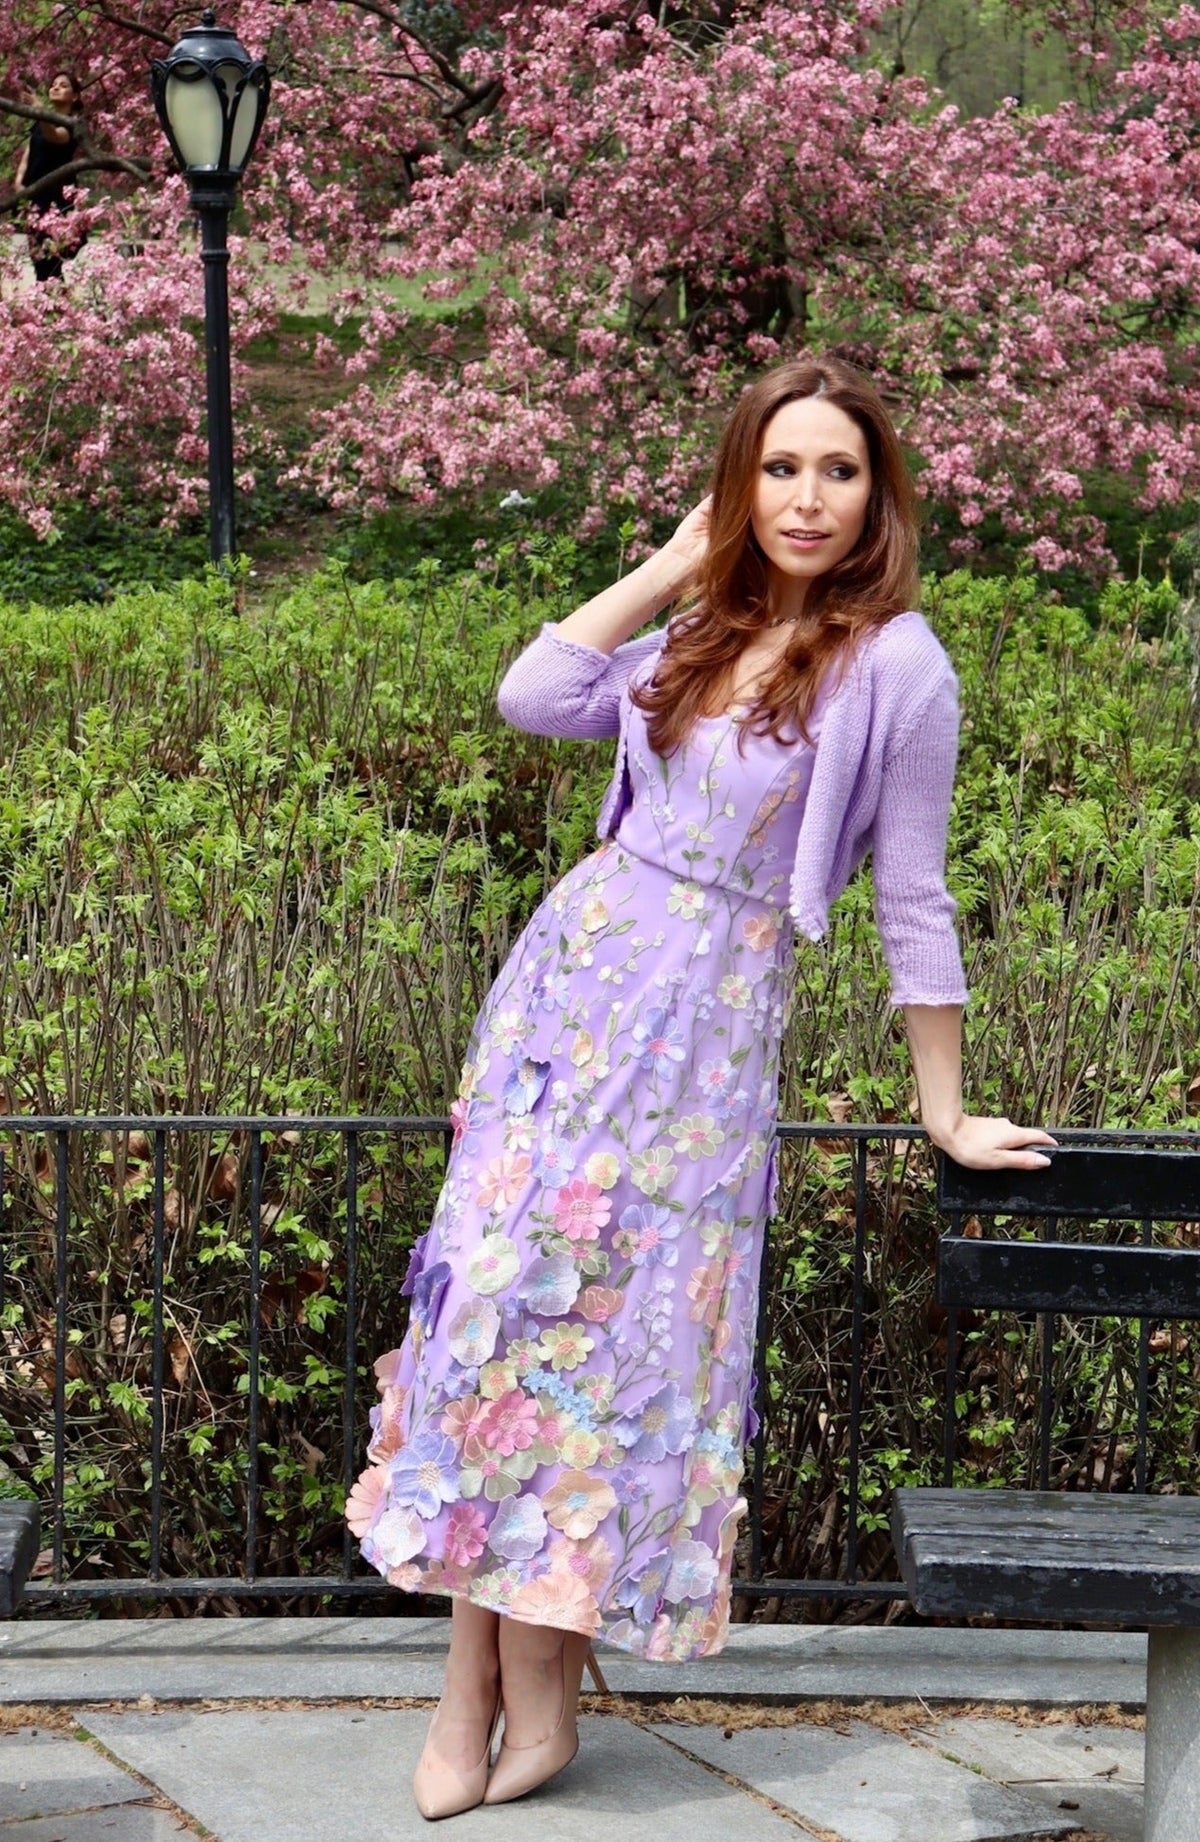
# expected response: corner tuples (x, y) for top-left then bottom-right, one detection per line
(347, 689), (823, 1660)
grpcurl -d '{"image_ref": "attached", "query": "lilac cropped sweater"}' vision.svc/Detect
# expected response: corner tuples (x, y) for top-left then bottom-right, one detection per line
(497, 611), (968, 1008)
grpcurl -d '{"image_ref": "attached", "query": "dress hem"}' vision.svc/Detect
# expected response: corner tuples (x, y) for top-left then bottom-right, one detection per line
(379, 1572), (732, 1663)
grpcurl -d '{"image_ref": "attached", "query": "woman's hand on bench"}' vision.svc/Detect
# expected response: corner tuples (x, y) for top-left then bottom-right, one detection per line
(932, 1112), (1058, 1171)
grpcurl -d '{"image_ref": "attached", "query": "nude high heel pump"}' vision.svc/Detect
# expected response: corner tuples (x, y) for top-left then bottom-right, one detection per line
(413, 1691), (502, 1821)
(483, 1632), (597, 1806)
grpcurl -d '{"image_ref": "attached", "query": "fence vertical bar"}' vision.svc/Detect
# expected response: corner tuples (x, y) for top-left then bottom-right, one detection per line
(150, 1130), (166, 1580)
(342, 1129), (359, 1578)
(845, 1138), (868, 1585)
(53, 1130), (69, 1583)
(1037, 1313), (1055, 1492)
(246, 1129), (263, 1585)
(1136, 1217), (1152, 1494)
(1037, 1214), (1058, 1492)
(942, 1198), (962, 1489)
(750, 1216), (772, 1584)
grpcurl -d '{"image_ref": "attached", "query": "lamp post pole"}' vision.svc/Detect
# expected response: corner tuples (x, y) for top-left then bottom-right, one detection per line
(149, 10), (270, 569)
(193, 175), (238, 562)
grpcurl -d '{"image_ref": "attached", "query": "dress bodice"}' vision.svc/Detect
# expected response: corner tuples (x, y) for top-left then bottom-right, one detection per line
(614, 700), (824, 910)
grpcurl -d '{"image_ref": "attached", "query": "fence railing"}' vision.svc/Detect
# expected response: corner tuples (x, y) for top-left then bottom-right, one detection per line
(2, 1116), (1195, 1612)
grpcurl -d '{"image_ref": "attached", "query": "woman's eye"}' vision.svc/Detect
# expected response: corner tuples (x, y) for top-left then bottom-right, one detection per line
(829, 464), (857, 481)
(765, 463), (793, 478)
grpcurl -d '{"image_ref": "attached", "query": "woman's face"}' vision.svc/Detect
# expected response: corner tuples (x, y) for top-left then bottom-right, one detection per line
(48, 74), (78, 110)
(749, 396), (872, 615)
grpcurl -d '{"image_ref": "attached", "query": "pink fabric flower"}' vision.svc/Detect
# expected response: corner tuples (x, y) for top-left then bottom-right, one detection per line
(444, 1502), (489, 1568)
(553, 1178), (611, 1242)
(741, 913), (779, 951)
(475, 1387), (540, 1456)
(476, 1151), (532, 1210)
(686, 1260), (724, 1329)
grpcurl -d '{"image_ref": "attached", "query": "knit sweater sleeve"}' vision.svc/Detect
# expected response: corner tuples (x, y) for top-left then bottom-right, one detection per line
(496, 623), (665, 739)
(870, 671), (969, 1008)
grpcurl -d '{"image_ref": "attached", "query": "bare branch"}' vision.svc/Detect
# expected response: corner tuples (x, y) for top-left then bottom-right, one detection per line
(77, 2), (174, 47)
(443, 77), (504, 129)
(1, 153), (153, 215)
(329, 0), (477, 97)
(319, 62), (447, 105)
(0, 99), (81, 132)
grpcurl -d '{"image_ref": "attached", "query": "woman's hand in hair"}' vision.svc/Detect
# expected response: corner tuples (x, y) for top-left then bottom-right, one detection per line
(661, 496), (711, 585)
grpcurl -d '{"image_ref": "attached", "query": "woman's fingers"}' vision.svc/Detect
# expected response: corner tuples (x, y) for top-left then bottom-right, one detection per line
(946, 1117), (1058, 1170)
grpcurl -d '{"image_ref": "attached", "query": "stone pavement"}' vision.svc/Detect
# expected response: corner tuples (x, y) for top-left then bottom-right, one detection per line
(0, 1621), (1147, 1842)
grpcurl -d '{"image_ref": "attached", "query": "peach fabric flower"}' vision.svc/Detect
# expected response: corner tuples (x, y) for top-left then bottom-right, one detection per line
(543, 1468), (618, 1539)
(509, 1567), (602, 1633)
(548, 1533), (614, 1592)
(344, 1464), (386, 1538)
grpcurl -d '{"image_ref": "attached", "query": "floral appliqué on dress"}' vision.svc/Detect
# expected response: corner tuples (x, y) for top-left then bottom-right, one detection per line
(348, 695), (822, 1660)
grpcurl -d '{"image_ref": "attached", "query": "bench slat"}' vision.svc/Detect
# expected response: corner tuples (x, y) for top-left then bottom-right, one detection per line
(937, 1239), (1200, 1317)
(893, 1488), (1200, 1626)
(938, 1147), (1200, 1221)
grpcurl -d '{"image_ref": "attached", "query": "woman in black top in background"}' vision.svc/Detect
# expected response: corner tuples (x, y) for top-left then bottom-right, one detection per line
(14, 72), (84, 283)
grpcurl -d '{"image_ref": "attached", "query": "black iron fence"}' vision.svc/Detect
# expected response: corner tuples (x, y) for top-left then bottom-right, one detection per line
(1, 1117), (1196, 1612)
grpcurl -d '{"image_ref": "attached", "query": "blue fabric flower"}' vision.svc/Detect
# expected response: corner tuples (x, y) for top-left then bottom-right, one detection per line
(504, 1055), (551, 1116)
(614, 1549), (671, 1625)
(664, 1538), (719, 1604)
(532, 1134), (576, 1190)
(488, 1494), (548, 1561)
(386, 1431), (460, 1520)
(632, 1007), (687, 1072)
(517, 1250), (581, 1317)
(612, 1381), (697, 1463)
(618, 1202), (682, 1269)
(399, 1228), (431, 1298)
(410, 1259), (452, 1336)
(611, 1465), (648, 1507)
(442, 1364), (480, 1400)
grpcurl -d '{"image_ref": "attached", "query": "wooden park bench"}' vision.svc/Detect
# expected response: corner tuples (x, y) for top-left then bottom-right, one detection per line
(0, 1500), (39, 1617)
(893, 1144), (1200, 1842)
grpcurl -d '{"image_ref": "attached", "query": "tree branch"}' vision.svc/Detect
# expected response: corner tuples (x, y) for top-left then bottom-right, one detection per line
(330, 0), (477, 97)
(1, 153), (153, 215)
(0, 98), (80, 131)
(78, 3), (174, 47)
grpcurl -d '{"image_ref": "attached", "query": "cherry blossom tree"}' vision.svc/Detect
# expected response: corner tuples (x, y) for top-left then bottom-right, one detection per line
(1, 1), (1199, 568)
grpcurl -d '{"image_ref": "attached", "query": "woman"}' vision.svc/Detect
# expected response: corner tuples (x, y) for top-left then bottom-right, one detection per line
(347, 358), (1056, 1817)
(14, 72), (84, 284)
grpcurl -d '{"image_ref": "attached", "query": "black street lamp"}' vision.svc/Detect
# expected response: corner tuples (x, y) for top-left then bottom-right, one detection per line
(150, 11), (270, 565)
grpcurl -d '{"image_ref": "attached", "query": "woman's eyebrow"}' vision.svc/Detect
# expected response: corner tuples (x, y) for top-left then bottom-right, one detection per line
(761, 448), (862, 464)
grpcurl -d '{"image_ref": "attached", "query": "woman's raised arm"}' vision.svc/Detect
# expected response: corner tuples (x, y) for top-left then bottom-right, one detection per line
(553, 498), (710, 653)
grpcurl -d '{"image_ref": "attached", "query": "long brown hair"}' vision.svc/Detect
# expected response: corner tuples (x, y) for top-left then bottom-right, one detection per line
(633, 358), (919, 755)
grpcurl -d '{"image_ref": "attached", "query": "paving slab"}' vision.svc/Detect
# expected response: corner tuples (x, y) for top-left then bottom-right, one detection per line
(651, 1718), (1079, 1842)
(0, 1617), (1149, 1707)
(0, 1727), (146, 1822)
(0, 1810), (199, 1841)
(913, 1715), (1144, 1842)
(78, 1707), (799, 1842)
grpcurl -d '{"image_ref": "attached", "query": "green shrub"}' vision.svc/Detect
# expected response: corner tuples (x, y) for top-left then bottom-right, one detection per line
(0, 559), (1196, 1605)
